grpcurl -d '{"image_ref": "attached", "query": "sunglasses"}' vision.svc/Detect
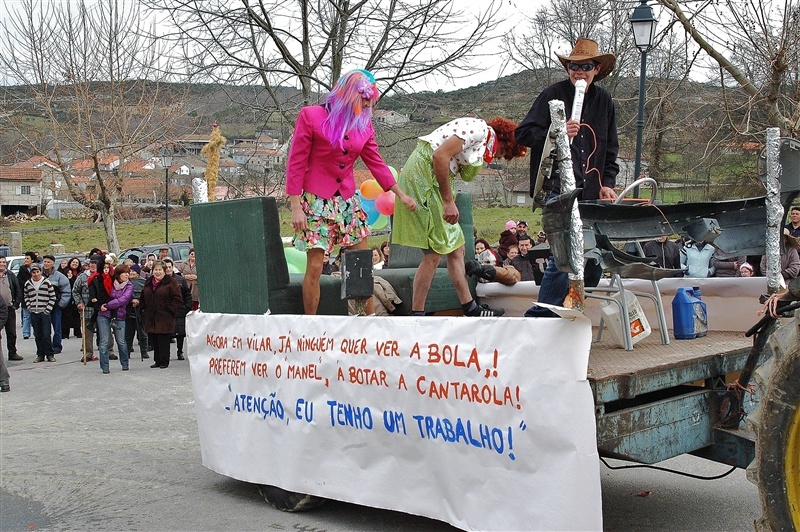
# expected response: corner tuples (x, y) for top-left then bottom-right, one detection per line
(568, 62), (598, 72)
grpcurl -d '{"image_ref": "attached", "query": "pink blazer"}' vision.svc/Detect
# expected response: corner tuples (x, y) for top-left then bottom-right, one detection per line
(285, 105), (396, 200)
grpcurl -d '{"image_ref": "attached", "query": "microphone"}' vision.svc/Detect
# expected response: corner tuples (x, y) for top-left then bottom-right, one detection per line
(571, 79), (587, 123)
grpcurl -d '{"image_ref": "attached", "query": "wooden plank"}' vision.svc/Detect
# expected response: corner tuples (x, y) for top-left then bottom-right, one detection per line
(588, 330), (752, 404)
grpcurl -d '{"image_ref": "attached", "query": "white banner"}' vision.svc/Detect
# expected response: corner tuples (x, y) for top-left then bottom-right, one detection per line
(187, 311), (601, 531)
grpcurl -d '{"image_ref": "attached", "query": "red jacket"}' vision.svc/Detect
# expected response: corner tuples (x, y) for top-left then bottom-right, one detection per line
(285, 105), (396, 200)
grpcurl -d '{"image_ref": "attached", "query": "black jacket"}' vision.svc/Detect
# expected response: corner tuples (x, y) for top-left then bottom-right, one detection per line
(17, 266), (32, 309)
(0, 293), (7, 329)
(516, 79), (619, 201)
(167, 273), (192, 336)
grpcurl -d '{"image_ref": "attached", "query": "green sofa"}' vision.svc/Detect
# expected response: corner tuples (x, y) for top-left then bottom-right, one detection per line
(190, 194), (475, 316)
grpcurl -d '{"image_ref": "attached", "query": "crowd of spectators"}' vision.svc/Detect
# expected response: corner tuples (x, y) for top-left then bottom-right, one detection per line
(0, 246), (198, 389)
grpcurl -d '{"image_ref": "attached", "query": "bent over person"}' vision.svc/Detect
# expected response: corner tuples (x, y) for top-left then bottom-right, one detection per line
(392, 117), (526, 316)
(285, 69), (416, 315)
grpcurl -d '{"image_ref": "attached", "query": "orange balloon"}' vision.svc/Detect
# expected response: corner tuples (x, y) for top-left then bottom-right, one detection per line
(359, 179), (383, 200)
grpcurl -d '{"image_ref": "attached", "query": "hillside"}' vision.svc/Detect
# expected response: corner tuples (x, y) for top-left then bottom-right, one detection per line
(1, 69), (725, 158)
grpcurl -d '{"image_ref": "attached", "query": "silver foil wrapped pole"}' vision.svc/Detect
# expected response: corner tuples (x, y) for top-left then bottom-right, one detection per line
(192, 178), (209, 204)
(549, 99), (585, 310)
(765, 128), (782, 294)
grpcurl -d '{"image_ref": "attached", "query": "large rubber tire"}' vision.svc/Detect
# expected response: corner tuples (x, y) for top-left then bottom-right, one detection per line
(748, 317), (800, 531)
(258, 485), (327, 512)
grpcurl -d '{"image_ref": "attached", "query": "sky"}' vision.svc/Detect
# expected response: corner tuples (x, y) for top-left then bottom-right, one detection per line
(0, 0), (551, 91)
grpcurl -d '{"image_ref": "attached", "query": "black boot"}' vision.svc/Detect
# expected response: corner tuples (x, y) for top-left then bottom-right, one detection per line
(465, 260), (496, 281)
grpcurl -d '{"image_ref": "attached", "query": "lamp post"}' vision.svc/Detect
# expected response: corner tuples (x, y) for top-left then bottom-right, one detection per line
(630, 0), (657, 197)
(160, 148), (173, 243)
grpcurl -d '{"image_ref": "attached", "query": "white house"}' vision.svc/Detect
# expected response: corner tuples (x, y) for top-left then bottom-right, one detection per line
(0, 166), (45, 215)
(374, 110), (410, 125)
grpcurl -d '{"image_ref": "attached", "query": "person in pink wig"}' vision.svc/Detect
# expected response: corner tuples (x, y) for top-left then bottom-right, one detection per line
(285, 69), (416, 314)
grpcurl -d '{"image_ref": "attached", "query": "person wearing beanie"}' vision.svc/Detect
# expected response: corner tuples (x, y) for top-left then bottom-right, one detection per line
(739, 262), (754, 277)
(497, 220), (519, 261)
(24, 263), (56, 362)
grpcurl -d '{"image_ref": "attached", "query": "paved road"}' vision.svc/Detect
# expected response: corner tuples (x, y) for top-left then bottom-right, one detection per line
(1, 334), (761, 531)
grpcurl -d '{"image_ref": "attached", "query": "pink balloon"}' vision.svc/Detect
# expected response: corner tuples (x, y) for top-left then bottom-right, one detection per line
(375, 190), (396, 216)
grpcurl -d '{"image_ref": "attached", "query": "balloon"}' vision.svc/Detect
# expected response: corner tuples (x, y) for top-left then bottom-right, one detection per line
(359, 179), (382, 200)
(371, 214), (389, 230)
(388, 166), (398, 180)
(375, 190), (396, 216)
(361, 198), (380, 225)
(283, 247), (307, 274)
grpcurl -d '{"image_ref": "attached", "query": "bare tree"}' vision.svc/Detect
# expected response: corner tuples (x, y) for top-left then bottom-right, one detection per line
(502, 0), (638, 91)
(141, 0), (504, 117)
(0, 0), (191, 253)
(658, 0), (800, 138)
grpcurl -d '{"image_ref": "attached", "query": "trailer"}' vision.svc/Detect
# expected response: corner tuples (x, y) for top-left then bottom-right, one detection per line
(187, 136), (800, 530)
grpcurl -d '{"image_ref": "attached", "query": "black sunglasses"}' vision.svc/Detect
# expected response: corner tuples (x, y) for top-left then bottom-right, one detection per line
(568, 62), (598, 72)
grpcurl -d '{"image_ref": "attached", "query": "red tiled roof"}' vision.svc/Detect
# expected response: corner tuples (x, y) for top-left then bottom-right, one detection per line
(11, 155), (60, 169)
(0, 167), (43, 181)
(122, 159), (149, 172)
(70, 159), (94, 171)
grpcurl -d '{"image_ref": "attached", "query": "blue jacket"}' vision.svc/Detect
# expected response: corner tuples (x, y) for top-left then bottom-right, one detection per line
(681, 243), (715, 278)
(45, 269), (72, 309)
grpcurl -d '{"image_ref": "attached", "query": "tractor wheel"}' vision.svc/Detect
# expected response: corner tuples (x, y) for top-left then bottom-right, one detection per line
(747, 317), (800, 531)
(258, 485), (327, 512)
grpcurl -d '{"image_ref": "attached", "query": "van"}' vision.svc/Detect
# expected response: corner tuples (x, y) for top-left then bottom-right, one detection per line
(119, 242), (193, 265)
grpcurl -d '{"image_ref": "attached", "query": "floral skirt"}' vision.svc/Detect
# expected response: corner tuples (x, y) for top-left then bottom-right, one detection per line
(293, 191), (370, 252)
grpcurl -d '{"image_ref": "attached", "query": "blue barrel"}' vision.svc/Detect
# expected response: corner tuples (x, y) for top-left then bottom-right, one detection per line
(672, 287), (708, 339)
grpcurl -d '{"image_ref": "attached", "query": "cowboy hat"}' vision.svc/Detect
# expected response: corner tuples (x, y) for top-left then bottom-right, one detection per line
(556, 37), (616, 82)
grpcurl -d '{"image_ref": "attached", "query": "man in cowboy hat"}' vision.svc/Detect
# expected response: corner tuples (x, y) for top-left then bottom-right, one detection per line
(515, 37), (619, 202)
(515, 38), (619, 317)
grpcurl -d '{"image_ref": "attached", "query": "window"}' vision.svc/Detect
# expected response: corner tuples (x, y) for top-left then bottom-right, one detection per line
(16, 185), (32, 195)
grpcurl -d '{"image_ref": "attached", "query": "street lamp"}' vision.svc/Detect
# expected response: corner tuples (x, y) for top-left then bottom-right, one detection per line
(630, 0), (657, 197)
(160, 148), (173, 243)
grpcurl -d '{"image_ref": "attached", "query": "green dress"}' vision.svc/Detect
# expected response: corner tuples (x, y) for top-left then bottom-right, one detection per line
(392, 118), (490, 255)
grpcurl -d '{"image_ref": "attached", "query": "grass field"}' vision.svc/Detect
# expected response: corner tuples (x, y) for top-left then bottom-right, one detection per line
(1, 203), (542, 255)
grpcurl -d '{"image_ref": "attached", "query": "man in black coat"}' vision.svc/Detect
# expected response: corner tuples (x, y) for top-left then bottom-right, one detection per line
(126, 265), (149, 360)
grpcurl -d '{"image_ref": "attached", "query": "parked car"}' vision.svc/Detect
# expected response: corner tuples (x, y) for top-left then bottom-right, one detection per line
(6, 255), (26, 275)
(119, 242), (193, 265)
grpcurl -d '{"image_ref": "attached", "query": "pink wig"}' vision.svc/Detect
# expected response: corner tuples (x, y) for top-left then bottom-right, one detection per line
(322, 70), (380, 150)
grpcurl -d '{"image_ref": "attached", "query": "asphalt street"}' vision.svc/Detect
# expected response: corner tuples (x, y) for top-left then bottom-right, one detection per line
(1, 333), (761, 531)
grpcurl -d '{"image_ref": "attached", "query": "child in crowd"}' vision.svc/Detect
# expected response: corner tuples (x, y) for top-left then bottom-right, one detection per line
(497, 220), (518, 260)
